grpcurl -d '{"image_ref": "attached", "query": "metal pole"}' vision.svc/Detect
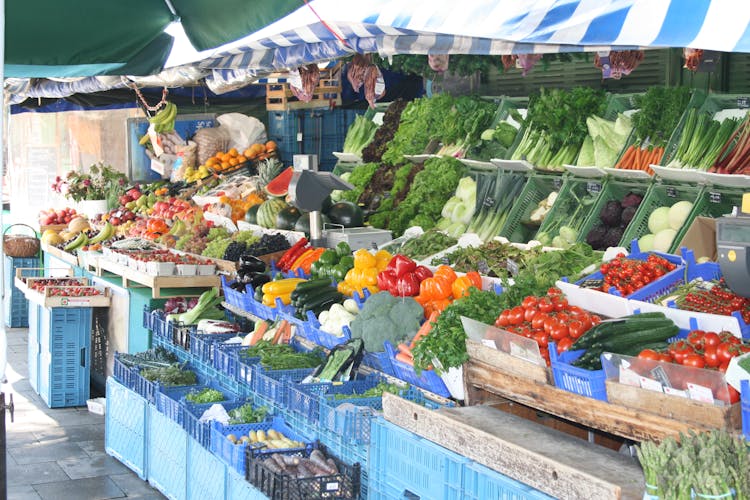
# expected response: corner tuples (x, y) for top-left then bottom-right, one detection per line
(1, 393), (6, 500)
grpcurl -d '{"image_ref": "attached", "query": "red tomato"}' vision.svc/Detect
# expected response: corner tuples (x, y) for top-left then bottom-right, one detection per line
(658, 352), (674, 363)
(524, 307), (538, 322)
(669, 340), (694, 364)
(687, 330), (705, 348)
(543, 317), (558, 334)
(719, 360), (730, 372)
(682, 354), (705, 369)
(590, 315), (602, 325)
(716, 342), (735, 363)
(568, 306), (584, 315)
(538, 298), (554, 314)
(534, 331), (550, 348)
(531, 312), (548, 330)
(555, 313), (570, 324)
(568, 320), (585, 339)
(702, 332), (721, 348)
(703, 345), (720, 368)
(495, 311), (510, 327)
(550, 323), (569, 341)
(556, 337), (574, 354)
(519, 327), (534, 339)
(638, 349), (661, 361)
(508, 306), (525, 326)
(522, 296), (538, 310)
(554, 298), (569, 311)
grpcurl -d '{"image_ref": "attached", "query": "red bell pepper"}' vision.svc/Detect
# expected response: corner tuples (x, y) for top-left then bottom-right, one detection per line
(377, 269), (398, 292)
(396, 273), (420, 297)
(413, 265), (433, 282)
(388, 254), (417, 278)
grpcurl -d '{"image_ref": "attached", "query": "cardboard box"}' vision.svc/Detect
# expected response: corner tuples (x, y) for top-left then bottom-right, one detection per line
(677, 216), (717, 261)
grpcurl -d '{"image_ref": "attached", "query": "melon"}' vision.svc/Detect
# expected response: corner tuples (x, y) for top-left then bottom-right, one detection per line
(294, 212), (331, 234)
(276, 206), (302, 231)
(68, 216), (90, 235)
(257, 198), (289, 228)
(326, 201), (364, 228)
(265, 167), (294, 198)
(244, 205), (260, 225)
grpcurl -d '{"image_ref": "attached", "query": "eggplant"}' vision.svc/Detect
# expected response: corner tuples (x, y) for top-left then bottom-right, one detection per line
(230, 281), (246, 292)
(249, 274), (271, 291)
(238, 255), (266, 273)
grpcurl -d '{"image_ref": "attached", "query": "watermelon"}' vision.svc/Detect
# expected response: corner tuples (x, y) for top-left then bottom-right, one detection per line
(244, 205), (260, 225)
(326, 201), (364, 228)
(276, 206), (301, 231)
(294, 212), (331, 234)
(265, 167), (294, 197)
(257, 198), (288, 228)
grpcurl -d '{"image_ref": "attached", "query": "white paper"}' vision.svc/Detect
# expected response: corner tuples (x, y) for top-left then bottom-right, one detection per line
(639, 376), (664, 393)
(687, 383), (715, 404)
(619, 367), (641, 387)
(199, 404), (230, 425)
(481, 338), (498, 350)
(664, 387), (688, 398)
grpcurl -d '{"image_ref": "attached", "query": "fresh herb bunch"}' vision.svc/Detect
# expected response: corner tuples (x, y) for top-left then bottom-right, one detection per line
(246, 341), (323, 370)
(228, 403), (268, 424)
(341, 163), (379, 203)
(140, 364), (197, 386)
(632, 87), (691, 148)
(397, 230), (457, 261)
(186, 388), (225, 404)
(332, 381), (403, 400)
(412, 287), (505, 373)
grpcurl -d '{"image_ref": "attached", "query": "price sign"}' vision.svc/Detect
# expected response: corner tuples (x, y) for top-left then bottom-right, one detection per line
(477, 260), (491, 275)
(587, 181), (602, 195)
(441, 256), (450, 265)
(665, 186), (678, 198)
(553, 178), (563, 190)
(649, 365), (672, 388)
(483, 196), (496, 208)
(639, 376), (664, 393)
(738, 97), (750, 109)
(505, 258), (519, 277)
(709, 191), (722, 203)
(578, 278), (604, 289)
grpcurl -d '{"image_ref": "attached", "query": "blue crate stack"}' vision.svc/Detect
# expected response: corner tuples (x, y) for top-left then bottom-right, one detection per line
(4, 255), (39, 327)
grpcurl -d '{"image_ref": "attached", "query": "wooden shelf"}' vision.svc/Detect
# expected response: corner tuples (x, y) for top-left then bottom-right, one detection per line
(41, 243), (79, 267)
(96, 258), (219, 299)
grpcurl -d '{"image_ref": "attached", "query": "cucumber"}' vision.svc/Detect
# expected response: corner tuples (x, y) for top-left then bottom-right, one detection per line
(572, 313), (669, 350)
(600, 325), (679, 352)
(293, 286), (338, 307)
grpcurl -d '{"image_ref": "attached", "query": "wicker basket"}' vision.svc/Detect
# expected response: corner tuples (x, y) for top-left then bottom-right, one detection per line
(4, 224), (40, 258)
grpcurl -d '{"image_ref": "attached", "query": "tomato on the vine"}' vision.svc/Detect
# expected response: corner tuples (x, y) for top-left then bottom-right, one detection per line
(534, 331), (550, 348)
(531, 312), (547, 330)
(508, 306), (525, 326)
(556, 337), (573, 354)
(703, 345), (720, 368)
(638, 349), (661, 361)
(669, 340), (695, 364)
(522, 296), (538, 310)
(682, 354), (705, 369)
(538, 298), (554, 314)
(550, 323), (569, 341)
(702, 332), (721, 348)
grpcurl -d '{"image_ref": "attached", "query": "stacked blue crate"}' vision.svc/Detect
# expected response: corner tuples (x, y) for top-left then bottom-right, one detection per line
(4, 255), (38, 327)
(267, 110), (302, 167)
(105, 378), (148, 479)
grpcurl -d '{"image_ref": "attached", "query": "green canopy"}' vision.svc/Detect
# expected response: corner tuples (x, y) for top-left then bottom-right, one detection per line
(5, 0), (302, 78)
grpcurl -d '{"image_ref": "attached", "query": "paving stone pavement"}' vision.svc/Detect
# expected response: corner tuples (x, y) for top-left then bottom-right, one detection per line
(2, 327), (165, 499)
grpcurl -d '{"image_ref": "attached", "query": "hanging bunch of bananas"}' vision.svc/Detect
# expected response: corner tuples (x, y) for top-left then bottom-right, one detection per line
(149, 101), (177, 133)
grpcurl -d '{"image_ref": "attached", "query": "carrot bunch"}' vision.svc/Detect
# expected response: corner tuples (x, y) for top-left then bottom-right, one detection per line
(615, 143), (664, 174)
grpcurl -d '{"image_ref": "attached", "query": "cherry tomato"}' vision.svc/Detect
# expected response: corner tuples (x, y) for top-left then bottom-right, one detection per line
(638, 349), (661, 361)
(508, 306), (525, 326)
(669, 340), (695, 364)
(554, 298), (569, 311)
(524, 307), (538, 322)
(556, 337), (574, 354)
(716, 342), (735, 363)
(543, 317), (558, 334)
(568, 320), (585, 340)
(682, 354), (705, 369)
(555, 313), (570, 324)
(687, 330), (705, 348)
(522, 296), (538, 310)
(703, 345), (720, 368)
(534, 331), (550, 348)
(702, 332), (721, 348)
(550, 324), (569, 341)
(495, 311), (510, 327)
(531, 312), (548, 330)
(538, 298), (554, 314)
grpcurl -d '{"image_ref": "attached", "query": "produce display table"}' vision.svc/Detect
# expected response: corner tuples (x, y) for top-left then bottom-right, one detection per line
(41, 242), (81, 268)
(463, 340), (741, 443)
(96, 257), (220, 298)
(381, 393), (645, 500)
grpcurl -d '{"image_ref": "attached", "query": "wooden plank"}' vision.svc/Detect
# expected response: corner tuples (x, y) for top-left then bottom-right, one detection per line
(41, 243), (79, 266)
(465, 358), (699, 442)
(97, 257), (219, 298)
(26, 286), (111, 308)
(605, 380), (742, 430)
(382, 393), (645, 500)
(466, 339), (552, 384)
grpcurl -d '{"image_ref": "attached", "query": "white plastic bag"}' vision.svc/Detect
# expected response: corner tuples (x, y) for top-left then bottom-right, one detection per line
(216, 113), (267, 151)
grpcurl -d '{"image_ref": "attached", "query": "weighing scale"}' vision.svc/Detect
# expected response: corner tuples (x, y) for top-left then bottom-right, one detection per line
(716, 193), (750, 297)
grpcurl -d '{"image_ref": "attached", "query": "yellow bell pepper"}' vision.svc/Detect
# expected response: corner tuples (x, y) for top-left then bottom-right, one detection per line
(363, 267), (378, 286)
(353, 249), (376, 270)
(375, 249), (392, 267)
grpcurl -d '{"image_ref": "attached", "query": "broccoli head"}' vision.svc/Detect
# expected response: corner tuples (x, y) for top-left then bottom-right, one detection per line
(349, 292), (423, 352)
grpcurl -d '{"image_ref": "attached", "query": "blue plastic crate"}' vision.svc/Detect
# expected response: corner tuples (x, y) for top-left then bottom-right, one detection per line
(170, 321), (198, 351)
(288, 377), (382, 428)
(213, 342), (245, 380)
(463, 460), (553, 500)
(143, 304), (154, 331)
(252, 365), (316, 408)
(27, 305), (40, 392)
(183, 399), (251, 449)
(302, 108), (346, 144)
(132, 368), (157, 404)
(105, 378), (148, 479)
(225, 468), (267, 500)
(369, 418), (468, 500)
(151, 312), (170, 343)
(302, 291), (369, 349)
(147, 405), (188, 500)
(267, 110), (302, 140)
(210, 415), (313, 475)
(4, 256), (38, 328)
(361, 350), (395, 376)
(742, 380), (750, 441)
(384, 341), (451, 398)
(113, 352), (136, 390)
(156, 379), (237, 425)
(549, 343), (607, 401)
(189, 332), (239, 364)
(186, 437), (226, 500)
(268, 133), (299, 168)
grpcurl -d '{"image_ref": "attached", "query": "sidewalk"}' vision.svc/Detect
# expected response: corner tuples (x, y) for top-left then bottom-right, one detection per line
(2, 327), (165, 500)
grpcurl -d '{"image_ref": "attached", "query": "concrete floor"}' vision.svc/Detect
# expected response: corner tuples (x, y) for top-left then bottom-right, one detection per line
(2, 327), (165, 500)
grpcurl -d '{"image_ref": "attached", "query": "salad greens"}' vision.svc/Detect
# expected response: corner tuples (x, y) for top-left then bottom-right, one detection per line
(186, 388), (225, 404)
(228, 403), (269, 424)
(140, 364), (197, 386)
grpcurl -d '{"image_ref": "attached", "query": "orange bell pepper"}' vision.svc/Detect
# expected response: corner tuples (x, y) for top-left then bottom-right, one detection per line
(419, 277), (452, 301)
(465, 271), (482, 289)
(434, 265), (457, 283)
(452, 276), (473, 299)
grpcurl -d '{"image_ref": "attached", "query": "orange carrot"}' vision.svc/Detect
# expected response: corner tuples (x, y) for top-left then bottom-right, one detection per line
(249, 321), (269, 345)
(617, 145), (635, 169)
(395, 352), (414, 365)
(410, 311), (439, 348)
(397, 343), (413, 358)
(272, 320), (290, 344)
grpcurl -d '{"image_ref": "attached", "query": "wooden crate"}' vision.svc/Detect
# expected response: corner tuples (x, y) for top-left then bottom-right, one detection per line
(41, 242), (80, 266)
(466, 339), (552, 384)
(266, 65), (343, 111)
(605, 380), (742, 430)
(26, 286), (111, 308)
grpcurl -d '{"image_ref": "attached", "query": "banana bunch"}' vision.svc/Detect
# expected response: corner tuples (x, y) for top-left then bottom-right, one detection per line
(149, 102), (177, 134)
(63, 232), (89, 252)
(88, 222), (114, 245)
(167, 219), (187, 237)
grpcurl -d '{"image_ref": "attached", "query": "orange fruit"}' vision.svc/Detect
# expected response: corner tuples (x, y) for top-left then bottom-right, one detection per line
(206, 157), (218, 167)
(228, 148), (238, 157)
(229, 157), (239, 167)
(265, 140), (277, 152)
(221, 153), (231, 163)
(236, 155), (247, 163)
(221, 161), (231, 170)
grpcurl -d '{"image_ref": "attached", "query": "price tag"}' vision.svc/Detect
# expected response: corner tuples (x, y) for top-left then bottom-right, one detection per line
(687, 382), (715, 403)
(578, 278), (604, 289)
(709, 191), (722, 203)
(639, 376), (664, 393)
(481, 338), (498, 350)
(553, 178), (563, 190)
(505, 258), (519, 277)
(441, 256), (450, 265)
(664, 386), (689, 398)
(619, 367), (641, 387)
(738, 97), (750, 109)
(665, 186), (678, 198)
(597, 50), (612, 79)
(649, 365), (672, 388)
(477, 260), (491, 275)
(325, 482), (340, 492)
(483, 196), (496, 208)
(62, 298), (92, 307)
(586, 181), (602, 194)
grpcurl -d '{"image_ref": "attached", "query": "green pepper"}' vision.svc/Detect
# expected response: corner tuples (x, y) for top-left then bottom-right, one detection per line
(338, 255), (354, 269)
(336, 242), (352, 258)
(309, 260), (323, 277)
(318, 249), (338, 266)
(331, 264), (348, 282)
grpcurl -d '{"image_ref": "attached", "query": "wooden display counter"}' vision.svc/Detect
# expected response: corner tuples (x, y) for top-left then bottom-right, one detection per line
(463, 340), (741, 443)
(96, 257), (219, 298)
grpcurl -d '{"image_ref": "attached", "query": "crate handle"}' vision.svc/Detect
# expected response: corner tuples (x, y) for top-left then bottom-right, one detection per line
(81, 347), (86, 367)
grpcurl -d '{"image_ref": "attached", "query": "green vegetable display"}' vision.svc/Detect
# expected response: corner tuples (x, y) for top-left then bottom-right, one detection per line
(666, 108), (741, 170)
(467, 171), (527, 241)
(185, 388), (225, 404)
(376, 156), (466, 236)
(412, 288), (504, 373)
(392, 230), (457, 261)
(227, 403), (268, 424)
(349, 292), (423, 352)
(332, 381), (403, 400)
(341, 163), (379, 203)
(166, 288), (224, 325)
(632, 87), (691, 148)
(434, 240), (536, 278)
(140, 364), (197, 386)
(343, 113), (379, 155)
